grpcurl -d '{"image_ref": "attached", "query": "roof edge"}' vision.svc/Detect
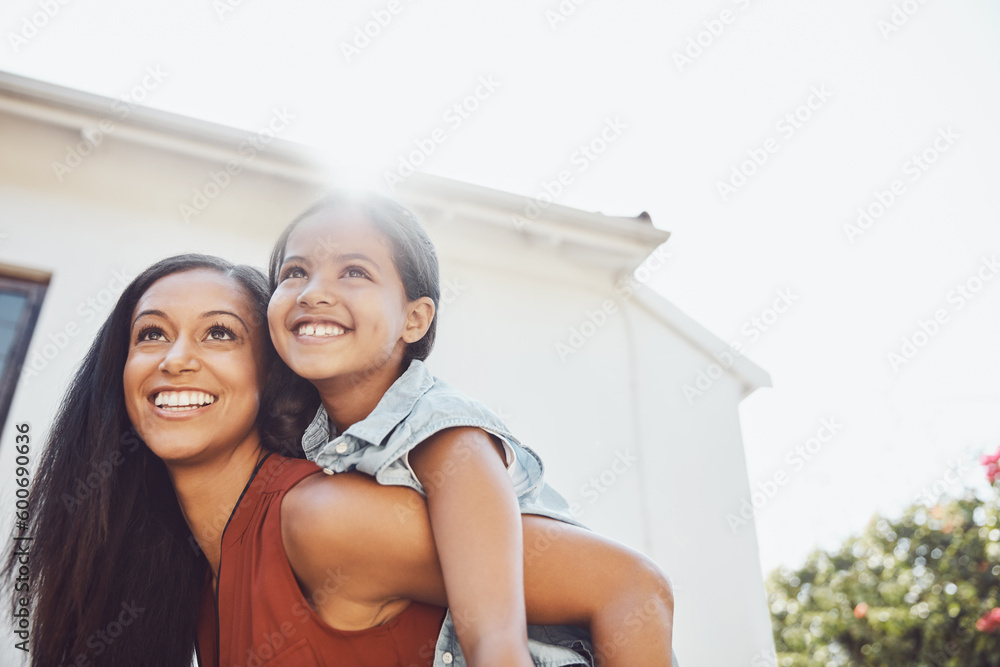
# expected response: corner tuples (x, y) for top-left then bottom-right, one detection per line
(632, 284), (772, 396)
(398, 172), (670, 265)
(0, 69), (327, 183)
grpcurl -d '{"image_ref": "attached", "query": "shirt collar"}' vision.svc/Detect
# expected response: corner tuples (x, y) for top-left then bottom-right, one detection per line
(301, 359), (435, 453)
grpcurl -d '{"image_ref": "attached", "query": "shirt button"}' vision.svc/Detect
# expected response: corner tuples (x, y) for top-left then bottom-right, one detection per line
(322, 468), (334, 475)
(334, 442), (349, 455)
(442, 653), (453, 665)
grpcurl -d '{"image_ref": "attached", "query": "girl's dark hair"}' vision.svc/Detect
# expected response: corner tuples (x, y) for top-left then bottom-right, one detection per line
(268, 191), (441, 363)
(3, 254), (315, 666)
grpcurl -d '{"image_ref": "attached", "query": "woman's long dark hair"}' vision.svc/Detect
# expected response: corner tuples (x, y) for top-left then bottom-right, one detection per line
(3, 254), (316, 666)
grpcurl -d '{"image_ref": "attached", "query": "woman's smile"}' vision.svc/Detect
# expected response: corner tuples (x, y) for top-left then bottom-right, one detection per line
(123, 269), (264, 465)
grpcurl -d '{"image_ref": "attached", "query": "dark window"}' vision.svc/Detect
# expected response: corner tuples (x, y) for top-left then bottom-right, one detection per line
(0, 269), (49, 438)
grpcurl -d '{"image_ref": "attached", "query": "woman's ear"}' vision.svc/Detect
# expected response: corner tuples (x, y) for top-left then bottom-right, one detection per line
(402, 297), (435, 344)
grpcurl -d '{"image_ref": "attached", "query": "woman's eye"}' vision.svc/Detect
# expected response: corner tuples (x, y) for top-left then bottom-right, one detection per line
(207, 327), (236, 341)
(136, 327), (165, 342)
(281, 266), (306, 281)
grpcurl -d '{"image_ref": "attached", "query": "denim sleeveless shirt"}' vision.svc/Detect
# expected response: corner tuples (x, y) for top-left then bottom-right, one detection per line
(301, 359), (592, 667)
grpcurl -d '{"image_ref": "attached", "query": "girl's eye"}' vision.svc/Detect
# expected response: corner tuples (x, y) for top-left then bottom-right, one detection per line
(207, 324), (237, 341)
(281, 266), (306, 281)
(344, 266), (369, 279)
(136, 325), (165, 343)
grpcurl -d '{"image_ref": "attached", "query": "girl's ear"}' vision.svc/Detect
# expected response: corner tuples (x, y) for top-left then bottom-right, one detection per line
(402, 297), (435, 344)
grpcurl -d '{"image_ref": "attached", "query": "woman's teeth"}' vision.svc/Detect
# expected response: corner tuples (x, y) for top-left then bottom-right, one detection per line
(298, 323), (346, 337)
(154, 391), (217, 411)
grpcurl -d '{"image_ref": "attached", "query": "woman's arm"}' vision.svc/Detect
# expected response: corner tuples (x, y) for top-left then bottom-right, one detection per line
(407, 427), (532, 666)
(282, 470), (673, 667)
(518, 515), (674, 667)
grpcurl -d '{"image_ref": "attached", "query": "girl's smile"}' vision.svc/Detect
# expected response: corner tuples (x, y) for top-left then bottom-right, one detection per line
(267, 213), (432, 398)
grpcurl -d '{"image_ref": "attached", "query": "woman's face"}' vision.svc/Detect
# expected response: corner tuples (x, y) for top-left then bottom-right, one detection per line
(123, 269), (265, 467)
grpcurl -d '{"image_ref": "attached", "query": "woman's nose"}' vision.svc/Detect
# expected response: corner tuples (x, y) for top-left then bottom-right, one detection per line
(158, 337), (202, 375)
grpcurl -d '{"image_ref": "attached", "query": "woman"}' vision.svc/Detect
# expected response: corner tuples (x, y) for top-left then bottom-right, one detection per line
(7, 254), (673, 666)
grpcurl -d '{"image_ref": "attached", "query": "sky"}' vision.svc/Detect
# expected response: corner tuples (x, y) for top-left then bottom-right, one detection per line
(2, 0), (999, 577)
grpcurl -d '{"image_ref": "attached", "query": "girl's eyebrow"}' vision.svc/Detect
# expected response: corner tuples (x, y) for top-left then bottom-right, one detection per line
(284, 251), (380, 269)
(337, 252), (379, 268)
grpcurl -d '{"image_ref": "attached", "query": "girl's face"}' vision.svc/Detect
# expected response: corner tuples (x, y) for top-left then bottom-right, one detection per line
(268, 213), (432, 391)
(123, 269), (264, 466)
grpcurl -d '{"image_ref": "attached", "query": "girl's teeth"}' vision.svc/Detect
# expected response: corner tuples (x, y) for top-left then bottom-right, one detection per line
(299, 323), (345, 337)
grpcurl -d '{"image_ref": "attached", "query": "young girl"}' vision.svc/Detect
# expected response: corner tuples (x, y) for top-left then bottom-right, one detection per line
(267, 192), (674, 665)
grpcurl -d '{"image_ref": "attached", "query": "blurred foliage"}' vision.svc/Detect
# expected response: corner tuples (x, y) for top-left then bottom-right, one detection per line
(766, 478), (1000, 667)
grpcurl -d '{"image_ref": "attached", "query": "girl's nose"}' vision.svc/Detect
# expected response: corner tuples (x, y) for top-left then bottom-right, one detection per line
(297, 277), (338, 308)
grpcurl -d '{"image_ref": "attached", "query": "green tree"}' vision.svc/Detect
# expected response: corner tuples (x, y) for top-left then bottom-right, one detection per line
(766, 450), (1000, 667)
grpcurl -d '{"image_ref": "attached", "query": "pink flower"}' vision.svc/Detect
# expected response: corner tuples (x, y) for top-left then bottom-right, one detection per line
(981, 446), (1000, 484)
(854, 603), (868, 619)
(977, 608), (1000, 633)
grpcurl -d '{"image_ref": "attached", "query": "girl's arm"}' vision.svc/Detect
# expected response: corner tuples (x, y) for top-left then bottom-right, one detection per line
(283, 469), (674, 667)
(407, 426), (533, 666)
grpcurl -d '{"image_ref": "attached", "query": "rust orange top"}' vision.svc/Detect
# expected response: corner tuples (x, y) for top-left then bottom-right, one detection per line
(196, 453), (446, 667)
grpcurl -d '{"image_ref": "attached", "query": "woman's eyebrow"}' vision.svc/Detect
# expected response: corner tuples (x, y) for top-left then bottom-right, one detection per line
(132, 309), (167, 327)
(201, 310), (250, 332)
